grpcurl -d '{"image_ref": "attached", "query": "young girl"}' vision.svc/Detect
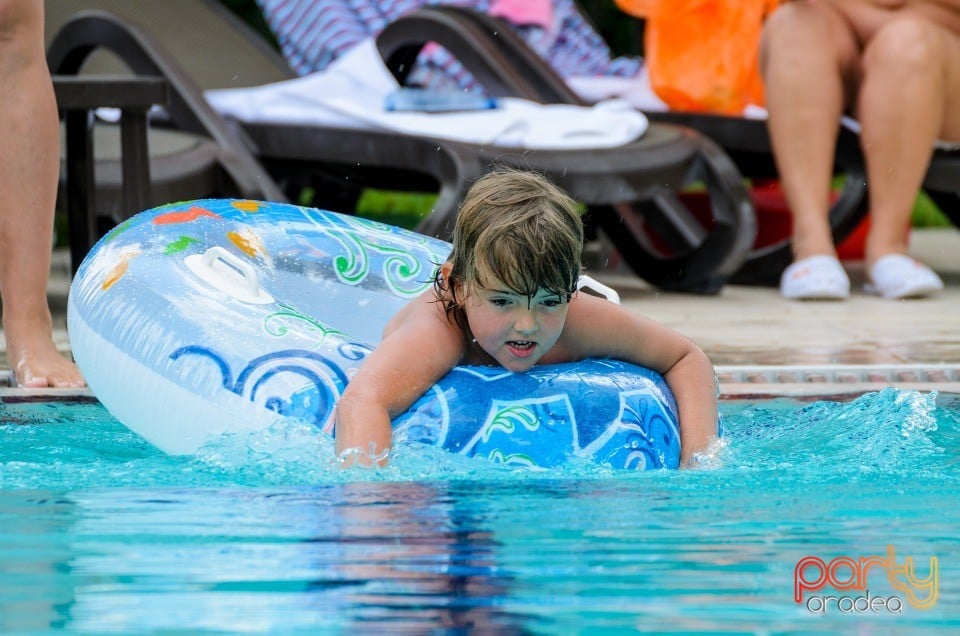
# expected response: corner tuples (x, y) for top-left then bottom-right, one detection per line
(335, 168), (719, 468)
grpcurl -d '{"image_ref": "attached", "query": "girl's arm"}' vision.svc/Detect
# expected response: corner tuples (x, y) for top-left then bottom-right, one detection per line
(334, 302), (464, 467)
(558, 293), (719, 467)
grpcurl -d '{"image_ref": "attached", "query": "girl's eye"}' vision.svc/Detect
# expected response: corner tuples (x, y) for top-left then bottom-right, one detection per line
(490, 297), (512, 308)
(540, 297), (563, 309)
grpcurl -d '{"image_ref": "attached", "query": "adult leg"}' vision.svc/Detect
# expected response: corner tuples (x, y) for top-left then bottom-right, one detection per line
(0, 0), (84, 387)
(858, 16), (960, 268)
(760, 1), (862, 261)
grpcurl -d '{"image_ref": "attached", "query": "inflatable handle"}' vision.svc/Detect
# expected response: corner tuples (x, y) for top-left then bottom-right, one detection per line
(184, 246), (274, 305)
(577, 275), (621, 305)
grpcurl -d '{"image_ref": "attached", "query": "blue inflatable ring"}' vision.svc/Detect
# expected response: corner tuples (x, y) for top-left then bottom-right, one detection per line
(67, 200), (682, 469)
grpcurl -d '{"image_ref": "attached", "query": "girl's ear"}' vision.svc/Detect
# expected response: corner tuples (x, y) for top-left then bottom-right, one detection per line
(440, 261), (454, 282)
(441, 261), (468, 300)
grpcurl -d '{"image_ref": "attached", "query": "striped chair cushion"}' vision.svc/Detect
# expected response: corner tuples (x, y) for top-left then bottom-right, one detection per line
(256, 0), (643, 93)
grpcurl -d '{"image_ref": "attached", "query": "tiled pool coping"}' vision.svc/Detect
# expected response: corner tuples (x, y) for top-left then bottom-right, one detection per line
(716, 364), (960, 397)
(2, 365), (959, 400)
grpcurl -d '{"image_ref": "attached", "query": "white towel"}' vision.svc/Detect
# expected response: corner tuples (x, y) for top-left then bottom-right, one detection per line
(205, 38), (648, 150)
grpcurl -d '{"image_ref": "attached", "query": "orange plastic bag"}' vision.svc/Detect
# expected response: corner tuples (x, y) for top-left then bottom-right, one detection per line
(616, 0), (780, 114)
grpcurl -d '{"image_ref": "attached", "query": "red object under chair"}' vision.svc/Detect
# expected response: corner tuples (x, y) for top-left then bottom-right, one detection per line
(678, 179), (876, 262)
(748, 179), (872, 261)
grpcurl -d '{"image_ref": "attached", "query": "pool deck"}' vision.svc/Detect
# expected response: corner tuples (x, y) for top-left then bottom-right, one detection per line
(1, 227), (958, 399)
(588, 227), (960, 397)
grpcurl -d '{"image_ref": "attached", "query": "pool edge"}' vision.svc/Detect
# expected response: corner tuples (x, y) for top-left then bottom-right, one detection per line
(2, 364), (959, 400)
(717, 363), (960, 397)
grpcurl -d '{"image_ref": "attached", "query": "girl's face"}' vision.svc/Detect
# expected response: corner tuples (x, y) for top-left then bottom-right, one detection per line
(461, 272), (570, 372)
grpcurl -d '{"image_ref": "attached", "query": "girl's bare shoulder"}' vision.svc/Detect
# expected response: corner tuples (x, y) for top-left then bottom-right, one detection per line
(565, 290), (631, 322)
(544, 292), (633, 361)
(383, 290), (462, 342)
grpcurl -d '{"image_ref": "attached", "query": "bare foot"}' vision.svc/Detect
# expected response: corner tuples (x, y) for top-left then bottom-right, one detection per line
(5, 326), (85, 389)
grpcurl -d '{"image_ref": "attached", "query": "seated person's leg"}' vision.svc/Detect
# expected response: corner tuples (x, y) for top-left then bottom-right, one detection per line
(857, 15), (957, 297)
(760, 1), (860, 299)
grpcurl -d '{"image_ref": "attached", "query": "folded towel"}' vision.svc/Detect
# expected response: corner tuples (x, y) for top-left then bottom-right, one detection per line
(206, 38), (648, 150)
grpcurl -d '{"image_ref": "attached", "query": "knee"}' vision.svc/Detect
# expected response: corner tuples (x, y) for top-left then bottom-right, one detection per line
(761, 3), (813, 54)
(863, 18), (948, 78)
(760, 2), (849, 73)
(0, 0), (42, 54)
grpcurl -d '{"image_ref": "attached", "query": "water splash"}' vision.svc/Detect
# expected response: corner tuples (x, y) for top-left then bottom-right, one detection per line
(0, 389), (956, 489)
(719, 388), (949, 478)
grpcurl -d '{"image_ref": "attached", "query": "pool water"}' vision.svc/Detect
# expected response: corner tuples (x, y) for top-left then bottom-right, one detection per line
(1, 389), (958, 633)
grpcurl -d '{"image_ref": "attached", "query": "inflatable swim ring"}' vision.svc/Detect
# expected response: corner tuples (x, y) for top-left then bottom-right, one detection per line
(67, 199), (683, 469)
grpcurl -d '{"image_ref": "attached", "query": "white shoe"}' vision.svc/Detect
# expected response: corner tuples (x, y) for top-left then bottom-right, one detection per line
(864, 254), (944, 299)
(780, 255), (850, 300)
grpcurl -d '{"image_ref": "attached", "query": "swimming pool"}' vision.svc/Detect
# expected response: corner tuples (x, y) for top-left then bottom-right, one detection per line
(1, 388), (958, 633)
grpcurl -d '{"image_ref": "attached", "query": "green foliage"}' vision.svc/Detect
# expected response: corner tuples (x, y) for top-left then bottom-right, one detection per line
(911, 192), (952, 228)
(354, 190), (437, 229)
(577, 0), (645, 56)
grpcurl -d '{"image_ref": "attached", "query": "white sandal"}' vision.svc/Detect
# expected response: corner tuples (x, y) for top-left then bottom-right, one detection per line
(865, 254), (944, 299)
(779, 255), (850, 300)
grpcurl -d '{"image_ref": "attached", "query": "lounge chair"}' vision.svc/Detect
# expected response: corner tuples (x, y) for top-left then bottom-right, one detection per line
(45, 0), (756, 293)
(345, 2), (868, 285)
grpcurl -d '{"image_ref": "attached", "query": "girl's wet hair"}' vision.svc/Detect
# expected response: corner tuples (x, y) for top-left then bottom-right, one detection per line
(434, 168), (584, 329)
